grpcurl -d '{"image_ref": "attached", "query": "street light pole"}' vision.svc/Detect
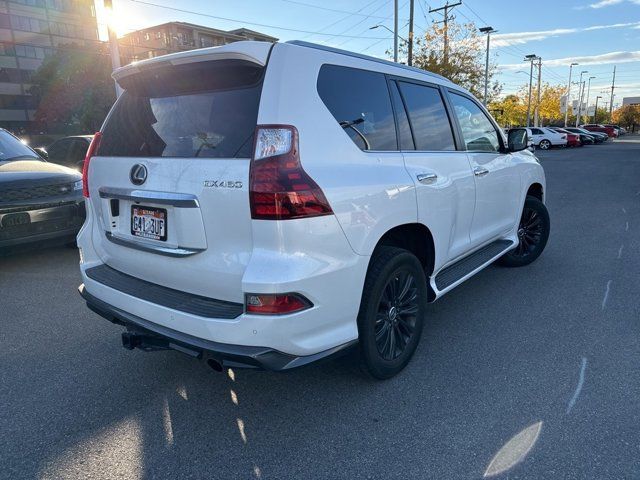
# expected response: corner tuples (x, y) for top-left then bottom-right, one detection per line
(479, 26), (496, 106)
(594, 95), (602, 123)
(534, 57), (542, 127)
(564, 62), (578, 127)
(393, 0), (398, 62)
(525, 54), (537, 127)
(408, 0), (414, 66)
(584, 76), (595, 125)
(576, 70), (587, 127)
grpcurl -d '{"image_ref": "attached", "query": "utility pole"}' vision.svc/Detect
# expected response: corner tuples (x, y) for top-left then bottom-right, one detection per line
(534, 57), (542, 126)
(524, 54), (538, 127)
(104, 0), (123, 97)
(393, 0), (399, 63)
(584, 76), (595, 125)
(429, 1), (462, 66)
(408, 0), (414, 66)
(594, 95), (602, 123)
(564, 62), (578, 127)
(575, 70), (587, 127)
(479, 26), (496, 106)
(609, 66), (616, 122)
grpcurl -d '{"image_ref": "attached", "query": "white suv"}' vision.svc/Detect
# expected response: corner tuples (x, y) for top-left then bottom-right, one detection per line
(77, 41), (549, 379)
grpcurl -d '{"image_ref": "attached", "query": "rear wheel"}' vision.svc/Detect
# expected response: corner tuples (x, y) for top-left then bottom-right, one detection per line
(357, 247), (428, 379)
(499, 196), (550, 267)
(538, 139), (551, 150)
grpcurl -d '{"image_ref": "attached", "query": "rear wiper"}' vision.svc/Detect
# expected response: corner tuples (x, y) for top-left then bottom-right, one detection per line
(340, 118), (371, 150)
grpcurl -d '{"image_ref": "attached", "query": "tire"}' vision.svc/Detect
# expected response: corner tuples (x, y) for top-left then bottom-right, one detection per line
(499, 196), (550, 267)
(538, 139), (551, 150)
(357, 246), (428, 379)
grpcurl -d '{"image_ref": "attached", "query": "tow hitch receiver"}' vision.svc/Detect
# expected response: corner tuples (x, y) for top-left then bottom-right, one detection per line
(121, 330), (201, 358)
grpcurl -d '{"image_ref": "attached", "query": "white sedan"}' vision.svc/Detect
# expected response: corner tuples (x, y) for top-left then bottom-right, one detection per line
(526, 127), (567, 150)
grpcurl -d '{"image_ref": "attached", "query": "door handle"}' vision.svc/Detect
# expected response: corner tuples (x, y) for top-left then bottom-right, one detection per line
(474, 167), (489, 177)
(417, 173), (438, 184)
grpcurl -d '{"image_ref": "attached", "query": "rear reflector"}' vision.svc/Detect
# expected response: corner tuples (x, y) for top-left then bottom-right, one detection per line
(245, 293), (312, 315)
(249, 125), (332, 220)
(82, 132), (102, 198)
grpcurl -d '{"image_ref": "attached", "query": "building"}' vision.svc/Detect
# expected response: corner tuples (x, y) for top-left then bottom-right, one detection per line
(119, 22), (277, 64)
(622, 96), (640, 107)
(0, 0), (98, 132)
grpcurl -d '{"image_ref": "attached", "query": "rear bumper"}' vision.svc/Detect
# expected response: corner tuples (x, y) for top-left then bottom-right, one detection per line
(78, 284), (357, 371)
(0, 201), (85, 248)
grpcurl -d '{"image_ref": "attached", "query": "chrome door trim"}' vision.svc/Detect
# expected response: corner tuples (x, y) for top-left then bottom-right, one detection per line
(104, 232), (204, 257)
(98, 187), (199, 208)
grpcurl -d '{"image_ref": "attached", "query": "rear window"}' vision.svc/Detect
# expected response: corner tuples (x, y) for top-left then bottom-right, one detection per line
(317, 64), (397, 151)
(99, 60), (264, 159)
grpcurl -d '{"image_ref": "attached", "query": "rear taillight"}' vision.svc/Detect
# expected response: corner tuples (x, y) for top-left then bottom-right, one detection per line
(245, 293), (312, 315)
(82, 132), (102, 198)
(249, 125), (332, 220)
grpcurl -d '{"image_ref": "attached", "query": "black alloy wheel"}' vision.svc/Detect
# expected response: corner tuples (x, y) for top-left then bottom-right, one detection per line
(499, 195), (550, 267)
(375, 270), (419, 360)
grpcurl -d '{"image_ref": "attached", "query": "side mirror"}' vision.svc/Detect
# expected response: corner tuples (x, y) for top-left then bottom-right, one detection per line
(34, 147), (48, 160)
(507, 128), (528, 152)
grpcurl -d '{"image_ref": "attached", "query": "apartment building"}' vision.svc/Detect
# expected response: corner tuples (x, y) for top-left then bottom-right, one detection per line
(119, 22), (277, 63)
(0, 0), (98, 132)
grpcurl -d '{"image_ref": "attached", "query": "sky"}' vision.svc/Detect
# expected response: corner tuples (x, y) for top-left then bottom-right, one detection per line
(101, 0), (640, 108)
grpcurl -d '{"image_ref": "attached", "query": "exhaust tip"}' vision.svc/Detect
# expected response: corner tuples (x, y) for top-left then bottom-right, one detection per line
(207, 358), (223, 372)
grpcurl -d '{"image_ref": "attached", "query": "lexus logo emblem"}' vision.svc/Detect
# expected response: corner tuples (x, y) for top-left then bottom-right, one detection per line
(130, 164), (147, 185)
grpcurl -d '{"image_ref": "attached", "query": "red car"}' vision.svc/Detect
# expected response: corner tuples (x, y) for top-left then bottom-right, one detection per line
(552, 128), (582, 147)
(581, 124), (617, 138)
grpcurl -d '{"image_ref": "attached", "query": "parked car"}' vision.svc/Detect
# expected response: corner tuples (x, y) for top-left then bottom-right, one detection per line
(526, 127), (567, 150)
(77, 40), (549, 379)
(581, 124), (617, 138)
(0, 128), (85, 250)
(39, 135), (93, 171)
(550, 127), (582, 147)
(604, 124), (625, 136)
(564, 127), (606, 143)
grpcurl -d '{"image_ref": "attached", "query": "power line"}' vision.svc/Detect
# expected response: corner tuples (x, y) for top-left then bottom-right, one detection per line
(325, 0), (391, 43)
(125, 0), (389, 39)
(429, 1), (462, 65)
(299, 0), (385, 40)
(279, 0), (401, 20)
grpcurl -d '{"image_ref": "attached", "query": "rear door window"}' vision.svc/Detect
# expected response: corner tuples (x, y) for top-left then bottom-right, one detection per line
(397, 81), (455, 151)
(99, 60), (264, 159)
(317, 64), (397, 151)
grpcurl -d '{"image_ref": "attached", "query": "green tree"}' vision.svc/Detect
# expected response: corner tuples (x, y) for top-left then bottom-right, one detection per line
(397, 20), (502, 101)
(29, 43), (116, 134)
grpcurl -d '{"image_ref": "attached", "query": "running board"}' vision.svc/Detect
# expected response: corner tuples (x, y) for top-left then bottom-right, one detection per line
(434, 239), (514, 292)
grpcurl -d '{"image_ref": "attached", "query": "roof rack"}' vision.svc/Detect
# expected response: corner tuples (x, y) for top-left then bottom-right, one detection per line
(286, 40), (450, 83)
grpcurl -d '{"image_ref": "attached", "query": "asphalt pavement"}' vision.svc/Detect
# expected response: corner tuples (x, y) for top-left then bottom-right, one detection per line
(2, 137), (640, 479)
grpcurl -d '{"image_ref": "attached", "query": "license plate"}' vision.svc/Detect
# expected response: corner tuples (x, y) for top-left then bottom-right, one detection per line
(131, 206), (167, 241)
(1, 212), (30, 228)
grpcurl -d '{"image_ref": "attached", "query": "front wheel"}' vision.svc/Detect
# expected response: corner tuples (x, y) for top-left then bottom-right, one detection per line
(357, 247), (428, 379)
(538, 139), (551, 150)
(499, 196), (550, 267)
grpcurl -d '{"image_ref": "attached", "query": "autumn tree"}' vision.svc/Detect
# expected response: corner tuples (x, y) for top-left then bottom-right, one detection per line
(398, 20), (502, 101)
(29, 43), (116, 134)
(612, 105), (640, 131)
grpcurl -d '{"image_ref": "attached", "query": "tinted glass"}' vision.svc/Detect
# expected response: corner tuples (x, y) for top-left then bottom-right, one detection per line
(47, 138), (72, 163)
(449, 93), (500, 152)
(389, 81), (414, 150)
(100, 60), (264, 158)
(317, 64), (396, 151)
(69, 139), (89, 164)
(398, 82), (455, 151)
(0, 130), (39, 162)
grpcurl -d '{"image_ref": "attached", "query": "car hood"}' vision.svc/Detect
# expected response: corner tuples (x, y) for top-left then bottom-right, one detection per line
(0, 160), (81, 187)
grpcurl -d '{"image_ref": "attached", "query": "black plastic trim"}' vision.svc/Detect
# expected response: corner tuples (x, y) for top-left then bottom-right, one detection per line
(79, 284), (357, 371)
(85, 264), (242, 318)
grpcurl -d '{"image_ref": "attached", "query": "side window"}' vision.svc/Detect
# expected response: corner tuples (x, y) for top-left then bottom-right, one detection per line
(449, 93), (501, 152)
(317, 64), (397, 151)
(531, 128), (544, 135)
(47, 139), (71, 163)
(398, 81), (455, 151)
(69, 139), (89, 164)
(389, 81), (414, 150)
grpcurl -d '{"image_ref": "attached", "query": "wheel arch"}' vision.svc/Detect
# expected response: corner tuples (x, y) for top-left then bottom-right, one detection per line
(526, 182), (544, 202)
(370, 223), (436, 300)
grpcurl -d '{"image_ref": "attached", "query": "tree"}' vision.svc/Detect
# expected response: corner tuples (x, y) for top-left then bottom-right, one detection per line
(612, 105), (640, 131)
(397, 20), (502, 101)
(29, 43), (116, 134)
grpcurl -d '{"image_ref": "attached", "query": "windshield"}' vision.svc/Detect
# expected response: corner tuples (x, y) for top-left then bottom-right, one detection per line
(0, 130), (40, 162)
